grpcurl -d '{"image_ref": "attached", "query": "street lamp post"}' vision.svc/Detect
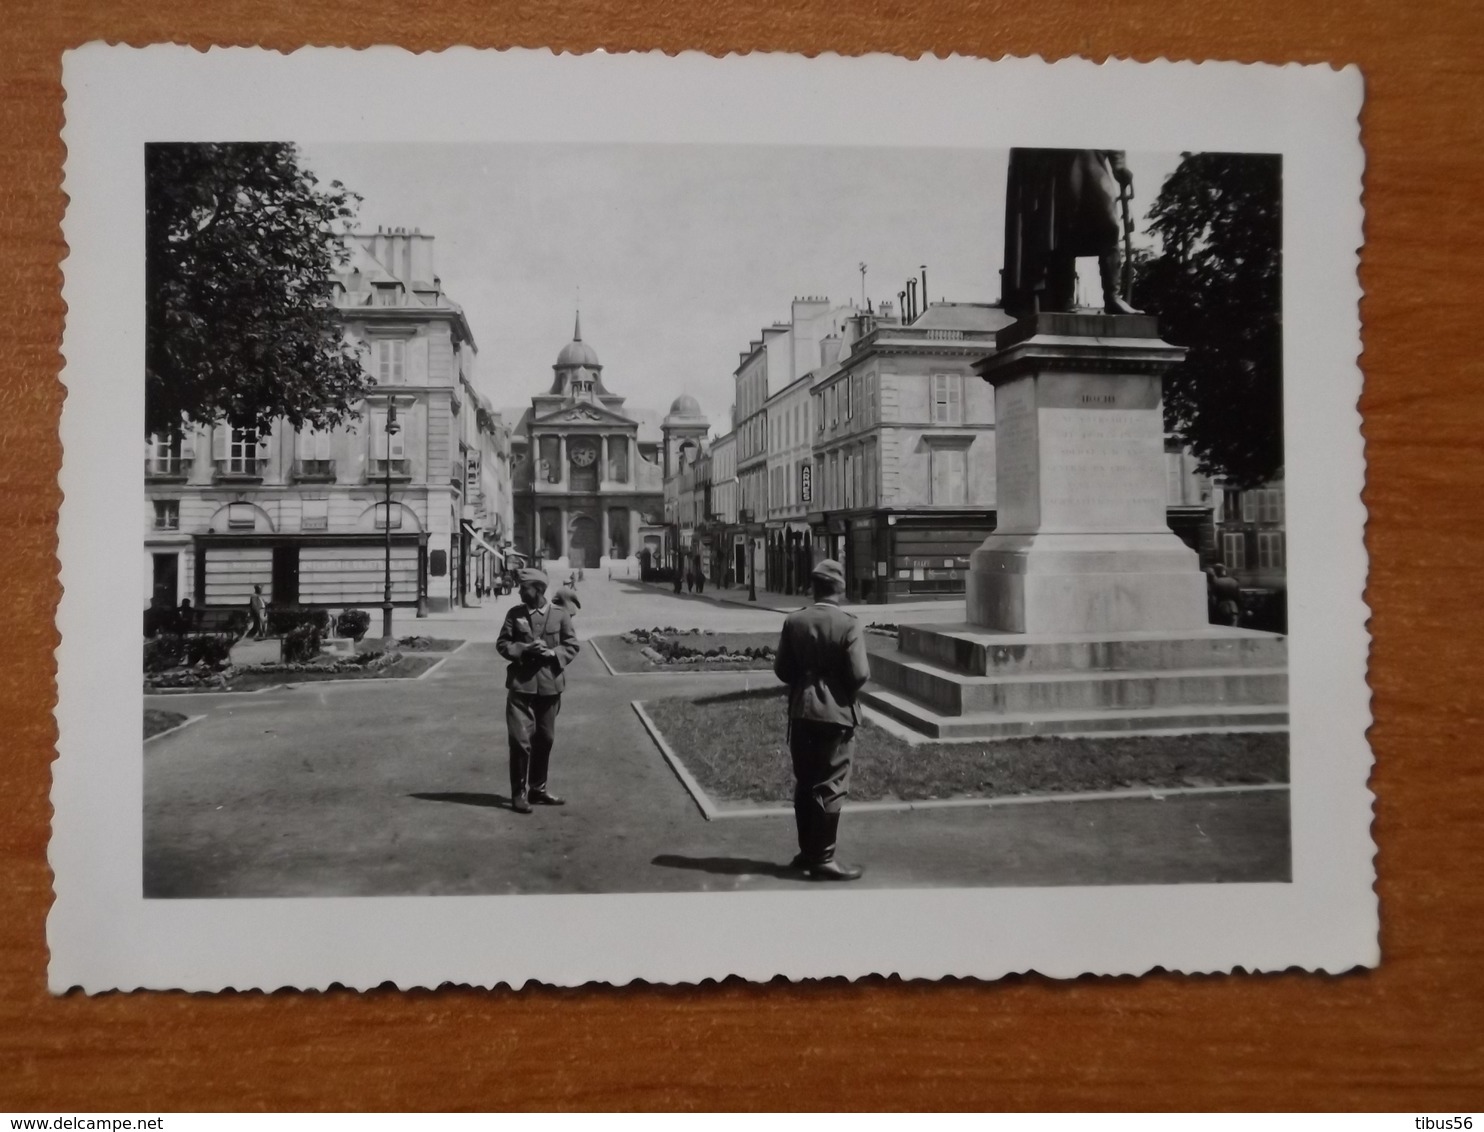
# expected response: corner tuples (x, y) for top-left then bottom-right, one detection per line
(381, 399), (401, 642)
(748, 532), (757, 603)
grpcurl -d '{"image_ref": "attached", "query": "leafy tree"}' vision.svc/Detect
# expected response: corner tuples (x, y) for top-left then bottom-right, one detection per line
(1135, 152), (1283, 489)
(145, 142), (369, 438)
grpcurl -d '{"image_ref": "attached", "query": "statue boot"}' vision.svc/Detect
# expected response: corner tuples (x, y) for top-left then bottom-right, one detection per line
(1099, 248), (1140, 315)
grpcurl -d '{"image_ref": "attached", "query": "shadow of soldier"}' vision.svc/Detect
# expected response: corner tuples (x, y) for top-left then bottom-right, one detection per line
(651, 853), (805, 881)
(409, 791), (515, 810)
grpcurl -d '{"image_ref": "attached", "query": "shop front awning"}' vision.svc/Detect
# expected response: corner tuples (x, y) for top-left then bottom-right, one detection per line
(461, 522), (504, 566)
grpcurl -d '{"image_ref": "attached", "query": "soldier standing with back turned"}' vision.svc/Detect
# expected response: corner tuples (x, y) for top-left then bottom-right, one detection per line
(772, 559), (873, 881)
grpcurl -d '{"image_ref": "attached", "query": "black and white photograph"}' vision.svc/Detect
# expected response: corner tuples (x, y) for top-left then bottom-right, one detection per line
(54, 48), (1372, 989)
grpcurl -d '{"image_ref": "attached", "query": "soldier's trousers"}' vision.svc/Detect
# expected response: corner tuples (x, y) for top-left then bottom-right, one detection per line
(507, 692), (562, 800)
(788, 719), (855, 864)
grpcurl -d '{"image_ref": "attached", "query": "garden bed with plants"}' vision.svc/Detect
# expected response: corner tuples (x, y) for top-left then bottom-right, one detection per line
(640, 686), (1290, 805)
(142, 608), (446, 692)
(596, 627), (782, 673)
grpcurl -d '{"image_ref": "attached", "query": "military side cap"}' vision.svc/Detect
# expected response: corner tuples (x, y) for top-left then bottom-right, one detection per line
(811, 559), (846, 588)
(553, 587), (581, 609)
(517, 567), (549, 587)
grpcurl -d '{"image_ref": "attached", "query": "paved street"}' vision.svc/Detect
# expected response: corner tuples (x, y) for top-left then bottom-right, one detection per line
(144, 576), (1290, 897)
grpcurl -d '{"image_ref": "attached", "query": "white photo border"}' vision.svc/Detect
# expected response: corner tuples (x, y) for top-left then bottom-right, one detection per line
(52, 46), (1373, 991)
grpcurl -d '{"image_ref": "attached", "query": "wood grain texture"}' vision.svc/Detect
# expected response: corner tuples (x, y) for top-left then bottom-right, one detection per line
(2, 0), (1481, 1112)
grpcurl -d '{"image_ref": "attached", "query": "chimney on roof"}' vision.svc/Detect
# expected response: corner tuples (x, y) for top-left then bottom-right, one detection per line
(921, 265), (928, 311)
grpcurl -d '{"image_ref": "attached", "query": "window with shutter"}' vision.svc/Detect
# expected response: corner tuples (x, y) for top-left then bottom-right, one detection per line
(930, 446), (967, 505)
(1258, 531), (1285, 569)
(223, 425), (259, 475)
(1222, 531), (1247, 570)
(932, 374), (964, 426)
(377, 340), (406, 384)
(1241, 491), (1257, 522)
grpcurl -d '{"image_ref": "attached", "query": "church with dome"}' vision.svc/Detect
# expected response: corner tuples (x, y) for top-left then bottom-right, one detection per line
(507, 314), (710, 569)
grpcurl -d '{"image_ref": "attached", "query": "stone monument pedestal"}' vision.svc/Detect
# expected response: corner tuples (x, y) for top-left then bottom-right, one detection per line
(861, 312), (1288, 741)
(965, 312), (1208, 634)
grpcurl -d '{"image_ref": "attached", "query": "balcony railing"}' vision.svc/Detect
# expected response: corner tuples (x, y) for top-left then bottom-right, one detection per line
(214, 458), (264, 480)
(294, 459), (336, 482)
(144, 457), (190, 479)
(371, 459), (412, 480)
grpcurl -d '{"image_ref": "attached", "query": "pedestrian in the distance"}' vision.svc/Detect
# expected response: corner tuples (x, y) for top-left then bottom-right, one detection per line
(248, 584), (267, 640)
(772, 559), (872, 881)
(1211, 563), (1242, 627)
(496, 568), (581, 814)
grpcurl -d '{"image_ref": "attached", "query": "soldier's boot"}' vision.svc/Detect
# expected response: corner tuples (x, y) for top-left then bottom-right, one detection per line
(806, 813), (862, 881)
(1100, 249), (1140, 315)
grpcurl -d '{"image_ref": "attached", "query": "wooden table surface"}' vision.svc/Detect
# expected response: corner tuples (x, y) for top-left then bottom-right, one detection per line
(3, 0), (1481, 1112)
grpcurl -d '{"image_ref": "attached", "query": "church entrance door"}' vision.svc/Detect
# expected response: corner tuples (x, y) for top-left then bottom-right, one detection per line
(569, 514), (600, 568)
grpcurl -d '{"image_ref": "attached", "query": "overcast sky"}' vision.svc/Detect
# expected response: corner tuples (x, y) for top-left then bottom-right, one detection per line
(300, 143), (1182, 433)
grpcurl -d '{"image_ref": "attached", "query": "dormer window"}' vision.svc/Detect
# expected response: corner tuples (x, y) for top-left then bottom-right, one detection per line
(374, 283), (400, 307)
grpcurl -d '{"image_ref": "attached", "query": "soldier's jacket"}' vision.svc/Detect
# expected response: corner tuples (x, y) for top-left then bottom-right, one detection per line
(773, 601), (873, 728)
(496, 600), (580, 695)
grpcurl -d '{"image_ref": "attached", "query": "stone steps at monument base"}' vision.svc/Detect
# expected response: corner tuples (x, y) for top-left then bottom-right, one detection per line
(897, 623), (1288, 676)
(868, 652), (1289, 716)
(859, 688), (1291, 741)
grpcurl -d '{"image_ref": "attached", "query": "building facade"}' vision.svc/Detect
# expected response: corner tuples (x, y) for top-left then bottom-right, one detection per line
(764, 366), (825, 594)
(731, 297), (859, 593)
(804, 301), (1218, 603)
(1213, 477), (1286, 630)
(144, 227), (489, 617)
(808, 302), (1008, 602)
(708, 430), (738, 586)
(507, 315), (668, 570)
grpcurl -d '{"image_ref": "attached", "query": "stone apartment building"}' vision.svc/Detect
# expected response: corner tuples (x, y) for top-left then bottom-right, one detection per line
(809, 301), (1010, 602)
(803, 300), (1217, 604)
(143, 227), (511, 617)
(731, 296), (859, 591)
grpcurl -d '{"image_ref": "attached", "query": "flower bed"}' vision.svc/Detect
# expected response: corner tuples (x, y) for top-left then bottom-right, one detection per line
(595, 629), (780, 674)
(143, 646), (433, 693)
(622, 627), (775, 665)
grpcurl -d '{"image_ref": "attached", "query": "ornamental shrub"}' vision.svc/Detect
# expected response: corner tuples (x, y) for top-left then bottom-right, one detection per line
(281, 623), (322, 664)
(336, 608), (372, 641)
(267, 606), (332, 636)
(185, 633), (235, 668)
(143, 635), (186, 672)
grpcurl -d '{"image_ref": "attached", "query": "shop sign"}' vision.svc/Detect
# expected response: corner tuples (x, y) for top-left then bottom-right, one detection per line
(800, 463), (812, 503)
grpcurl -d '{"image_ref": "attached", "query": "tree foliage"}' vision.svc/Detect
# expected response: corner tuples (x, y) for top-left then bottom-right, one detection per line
(1135, 152), (1283, 488)
(145, 142), (370, 438)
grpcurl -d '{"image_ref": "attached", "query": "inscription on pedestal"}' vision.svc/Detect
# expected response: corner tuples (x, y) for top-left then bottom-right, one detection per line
(994, 377), (1039, 531)
(1038, 407), (1166, 532)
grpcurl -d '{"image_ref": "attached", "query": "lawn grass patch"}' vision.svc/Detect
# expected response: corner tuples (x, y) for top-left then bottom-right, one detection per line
(640, 687), (1289, 804)
(144, 708), (188, 739)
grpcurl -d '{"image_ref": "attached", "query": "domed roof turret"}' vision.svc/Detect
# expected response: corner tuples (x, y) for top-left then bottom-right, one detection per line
(556, 311), (600, 369)
(663, 393), (709, 429)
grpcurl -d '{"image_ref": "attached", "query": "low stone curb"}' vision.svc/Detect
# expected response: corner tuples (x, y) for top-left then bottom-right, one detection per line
(144, 713), (206, 744)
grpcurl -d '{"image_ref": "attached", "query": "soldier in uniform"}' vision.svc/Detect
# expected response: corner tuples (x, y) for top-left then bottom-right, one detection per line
(772, 559), (873, 881)
(496, 568), (581, 814)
